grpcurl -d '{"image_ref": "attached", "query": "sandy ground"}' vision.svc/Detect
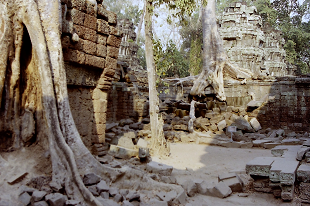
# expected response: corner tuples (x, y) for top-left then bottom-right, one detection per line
(153, 143), (299, 206)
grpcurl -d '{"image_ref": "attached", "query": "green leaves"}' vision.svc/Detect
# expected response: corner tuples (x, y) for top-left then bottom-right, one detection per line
(153, 39), (189, 78)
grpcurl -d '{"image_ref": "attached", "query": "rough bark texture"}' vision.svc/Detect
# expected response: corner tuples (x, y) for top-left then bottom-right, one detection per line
(144, 0), (169, 157)
(190, 0), (252, 101)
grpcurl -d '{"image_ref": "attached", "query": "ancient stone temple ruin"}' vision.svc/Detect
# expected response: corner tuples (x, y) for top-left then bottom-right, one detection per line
(61, 0), (122, 148)
(218, 2), (291, 76)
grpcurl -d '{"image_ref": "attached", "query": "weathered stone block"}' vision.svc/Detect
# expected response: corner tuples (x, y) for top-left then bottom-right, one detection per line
(64, 49), (85, 64)
(146, 161), (173, 176)
(82, 39), (96, 55)
(45, 193), (67, 206)
(84, 28), (97, 42)
(69, 9), (85, 25)
(97, 19), (110, 35)
(250, 118), (262, 131)
(85, 54), (105, 68)
(73, 24), (86, 39)
(96, 44), (107, 57)
(246, 157), (276, 177)
(84, 14), (97, 30)
(69, 0), (87, 11)
(212, 182), (232, 198)
(97, 34), (107, 45)
(94, 113), (106, 124)
(107, 46), (119, 58)
(86, 1), (97, 16)
(297, 164), (310, 183)
(107, 35), (122, 47)
(105, 56), (117, 69)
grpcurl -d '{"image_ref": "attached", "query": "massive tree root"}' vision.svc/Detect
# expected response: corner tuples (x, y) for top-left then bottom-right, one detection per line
(190, 0), (252, 101)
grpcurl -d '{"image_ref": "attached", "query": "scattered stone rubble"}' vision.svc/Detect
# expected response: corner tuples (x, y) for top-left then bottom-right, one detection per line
(246, 142), (310, 203)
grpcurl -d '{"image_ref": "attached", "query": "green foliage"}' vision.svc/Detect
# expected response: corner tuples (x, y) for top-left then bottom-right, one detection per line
(153, 39), (189, 78)
(189, 38), (203, 75)
(104, 0), (142, 29)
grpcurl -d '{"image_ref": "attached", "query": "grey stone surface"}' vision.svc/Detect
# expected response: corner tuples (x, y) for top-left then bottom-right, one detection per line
(279, 160), (300, 185)
(249, 118), (262, 131)
(217, 120), (227, 131)
(100, 192), (109, 199)
(88, 185), (99, 196)
(113, 194), (123, 202)
(19, 192), (31, 206)
(253, 139), (273, 147)
(147, 199), (168, 206)
(96, 180), (109, 193)
(296, 147), (310, 161)
(172, 189), (187, 205)
(246, 157), (276, 176)
(281, 185), (294, 201)
(122, 200), (134, 206)
(65, 200), (80, 206)
(83, 173), (101, 185)
(109, 187), (119, 197)
(281, 138), (302, 145)
(181, 179), (198, 197)
(45, 193), (67, 206)
(33, 201), (48, 206)
(218, 173), (237, 182)
(271, 145), (289, 157)
(32, 190), (47, 202)
(196, 181), (216, 196)
(146, 161), (173, 176)
(220, 177), (243, 192)
(96, 197), (119, 206)
(297, 164), (310, 183)
(126, 191), (140, 201)
(212, 182), (232, 198)
(156, 191), (177, 202)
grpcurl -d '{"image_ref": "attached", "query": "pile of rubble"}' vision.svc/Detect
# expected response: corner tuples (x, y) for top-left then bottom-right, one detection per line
(246, 141), (310, 203)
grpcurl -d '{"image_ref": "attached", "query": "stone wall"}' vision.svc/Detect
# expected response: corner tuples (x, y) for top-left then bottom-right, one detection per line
(159, 76), (310, 132)
(106, 19), (149, 122)
(60, 0), (122, 146)
(218, 3), (292, 76)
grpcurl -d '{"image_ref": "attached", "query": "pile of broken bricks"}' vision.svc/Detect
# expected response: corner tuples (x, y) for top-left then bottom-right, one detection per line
(246, 140), (310, 203)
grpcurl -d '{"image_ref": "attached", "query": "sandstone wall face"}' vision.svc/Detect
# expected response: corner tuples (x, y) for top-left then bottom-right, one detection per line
(218, 3), (290, 76)
(60, 0), (121, 146)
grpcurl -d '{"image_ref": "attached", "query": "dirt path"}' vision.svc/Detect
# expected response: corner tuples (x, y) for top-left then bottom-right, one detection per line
(153, 143), (297, 206)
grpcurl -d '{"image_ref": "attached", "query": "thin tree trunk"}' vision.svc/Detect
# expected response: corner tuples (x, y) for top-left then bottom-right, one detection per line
(144, 0), (169, 156)
(136, 2), (145, 43)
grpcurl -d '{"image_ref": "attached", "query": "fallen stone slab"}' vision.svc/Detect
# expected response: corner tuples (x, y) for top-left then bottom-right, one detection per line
(303, 139), (310, 147)
(271, 145), (290, 157)
(146, 161), (173, 176)
(297, 164), (310, 183)
(181, 179), (198, 197)
(126, 191), (140, 201)
(31, 190), (47, 202)
(217, 120), (227, 131)
(250, 118), (262, 131)
(83, 173), (101, 185)
(220, 177), (243, 192)
(106, 123), (119, 131)
(281, 138), (302, 145)
(240, 142), (253, 148)
(115, 147), (138, 159)
(212, 182), (232, 198)
(122, 200), (134, 206)
(246, 157), (276, 177)
(297, 147), (310, 161)
(263, 143), (281, 149)
(8, 172), (28, 185)
(281, 184), (294, 201)
(218, 173), (237, 182)
(45, 193), (67, 206)
(253, 140), (273, 147)
(270, 159), (286, 183)
(146, 199), (168, 206)
(247, 100), (264, 109)
(172, 189), (187, 205)
(19, 192), (31, 206)
(96, 197), (119, 206)
(252, 177), (272, 193)
(88, 185), (99, 196)
(196, 180), (216, 196)
(220, 141), (241, 148)
(237, 174), (253, 189)
(33, 201), (48, 206)
(156, 190), (177, 203)
(96, 180), (109, 194)
(65, 200), (80, 206)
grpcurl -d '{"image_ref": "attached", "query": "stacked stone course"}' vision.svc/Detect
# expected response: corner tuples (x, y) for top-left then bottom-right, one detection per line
(60, 0), (122, 147)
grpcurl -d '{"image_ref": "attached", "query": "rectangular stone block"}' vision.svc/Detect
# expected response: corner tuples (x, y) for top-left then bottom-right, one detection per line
(92, 88), (108, 100)
(74, 24), (86, 39)
(94, 112), (106, 124)
(94, 123), (106, 135)
(84, 28), (97, 42)
(96, 44), (107, 57)
(69, 0), (86, 11)
(64, 49), (85, 64)
(105, 56), (117, 69)
(69, 9), (85, 25)
(97, 19), (110, 35)
(93, 99), (107, 113)
(297, 164), (310, 183)
(84, 13), (97, 30)
(97, 5), (117, 24)
(86, 1), (97, 16)
(61, 35), (71, 49)
(97, 34), (107, 45)
(85, 54), (105, 68)
(109, 26), (122, 37)
(81, 39), (96, 55)
(281, 185), (294, 201)
(246, 157), (276, 177)
(107, 46), (119, 58)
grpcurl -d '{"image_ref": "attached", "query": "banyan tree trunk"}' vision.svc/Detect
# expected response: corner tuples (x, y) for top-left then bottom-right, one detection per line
(190, 0), (252, 101)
